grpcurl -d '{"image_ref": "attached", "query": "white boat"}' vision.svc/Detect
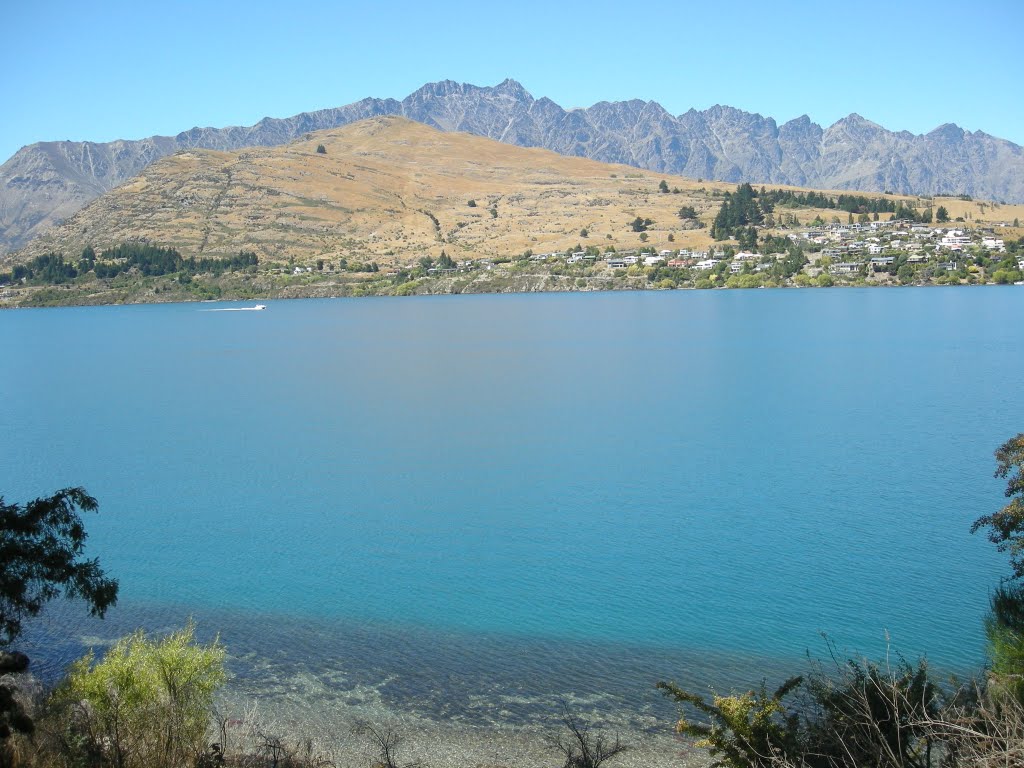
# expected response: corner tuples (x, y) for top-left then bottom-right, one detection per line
(253, 304), (266, 310)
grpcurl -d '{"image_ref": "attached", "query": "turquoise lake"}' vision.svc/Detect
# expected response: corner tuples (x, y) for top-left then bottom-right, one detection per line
(1, 287), (1018, 732)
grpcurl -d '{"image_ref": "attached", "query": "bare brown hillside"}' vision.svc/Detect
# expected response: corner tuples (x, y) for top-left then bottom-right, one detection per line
(7, 117), (737, 267)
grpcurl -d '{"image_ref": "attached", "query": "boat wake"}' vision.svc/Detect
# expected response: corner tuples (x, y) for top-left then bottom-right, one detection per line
(202, 304), (266, 312)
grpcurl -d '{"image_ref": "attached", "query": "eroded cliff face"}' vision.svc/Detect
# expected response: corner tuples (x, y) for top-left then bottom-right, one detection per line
(3, 78), (1022, 254)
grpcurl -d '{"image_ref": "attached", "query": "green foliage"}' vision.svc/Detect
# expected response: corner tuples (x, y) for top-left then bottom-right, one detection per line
(760, 188), (898, 215)
(816, 273), (835, 287)
(0, 488), (117, 646)
(315, 144), (327, 154)
(936, 206), (950, 222)
(974, 436), (1024, 700)
(992, 269), (1022, 284)
(437, 251), (455, 269)
(660, 654), (941, 768)
(88, 244), (258, 280)
(711, 184), (765, 240)
(736, 227), (758, 250)
(972, 434), (1024, 580)
(727, 273), (763, 289)
(4, 252), (80, 284)
(56, 623), (226, 768)
(657, 678), (804, 768)
(630, 217), (652, 232)
(658, 180), (669, 193)
(986, 583), (1024, 701)
(467, 199), (477, 208)
(803, 656), (940, 768)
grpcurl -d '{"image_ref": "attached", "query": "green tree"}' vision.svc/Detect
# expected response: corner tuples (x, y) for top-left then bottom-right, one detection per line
(972, 434), (1024, 579)
(315, 144), (327, 154)
(0, 488), (118, 646)
(467, 199), (477, 208)
(972, 434), (1024, 699)
(936, 206), (950, 223)
(56, 622), (225, 768)
(659, 180), (669, 193)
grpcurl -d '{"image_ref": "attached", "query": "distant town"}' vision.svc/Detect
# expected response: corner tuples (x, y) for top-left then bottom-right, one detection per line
(408, 213), (1024, 292)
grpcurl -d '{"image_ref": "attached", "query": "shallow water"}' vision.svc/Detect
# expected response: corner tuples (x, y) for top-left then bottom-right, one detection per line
(3, 287), (1018, 755)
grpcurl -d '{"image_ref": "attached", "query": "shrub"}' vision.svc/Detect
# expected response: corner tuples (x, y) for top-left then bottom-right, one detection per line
(54, 622), (225, 768)
(658, 678), (803, 768)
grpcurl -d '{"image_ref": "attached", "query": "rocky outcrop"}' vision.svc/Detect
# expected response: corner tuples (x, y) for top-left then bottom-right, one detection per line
(3, 79), (1022, 253)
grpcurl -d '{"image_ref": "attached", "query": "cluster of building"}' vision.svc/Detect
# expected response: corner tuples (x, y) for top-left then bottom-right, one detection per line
(800, 219), (1017, 275)
(562, 219), (1020, 277)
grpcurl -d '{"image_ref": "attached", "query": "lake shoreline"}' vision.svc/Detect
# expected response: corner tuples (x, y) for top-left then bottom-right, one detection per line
(0, 268), (1010, 310)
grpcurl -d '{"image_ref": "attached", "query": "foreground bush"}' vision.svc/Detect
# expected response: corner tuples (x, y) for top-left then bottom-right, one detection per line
(48, 622), (224, 768)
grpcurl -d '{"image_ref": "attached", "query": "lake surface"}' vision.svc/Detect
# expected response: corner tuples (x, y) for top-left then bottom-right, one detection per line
(1, 287), (1017, 751)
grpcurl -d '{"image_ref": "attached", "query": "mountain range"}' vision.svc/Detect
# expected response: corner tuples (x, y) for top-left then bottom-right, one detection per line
(2, 78), (1022, 254)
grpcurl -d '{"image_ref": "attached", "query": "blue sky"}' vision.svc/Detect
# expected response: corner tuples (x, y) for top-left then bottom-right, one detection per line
(4, 0), (1022, 163)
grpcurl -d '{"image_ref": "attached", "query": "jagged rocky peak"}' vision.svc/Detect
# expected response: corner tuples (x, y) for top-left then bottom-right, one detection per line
(829, 113), (886, 137)
(492, 78), (533, 100)
(928, 123), (966, 141)
(779, 114), (823, 139)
